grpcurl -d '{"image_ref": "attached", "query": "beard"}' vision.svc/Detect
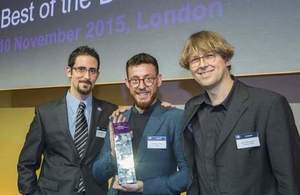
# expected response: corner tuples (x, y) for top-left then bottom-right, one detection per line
(133, 89), (158, 110)
(77, 80), (93, 95)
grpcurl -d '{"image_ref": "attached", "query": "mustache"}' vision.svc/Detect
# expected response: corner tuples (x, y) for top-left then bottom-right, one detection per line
(79, 80), (92, 85)
(136, 89), (149, 93)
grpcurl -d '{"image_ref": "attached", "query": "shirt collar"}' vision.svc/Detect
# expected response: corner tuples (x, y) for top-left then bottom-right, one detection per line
(201, 79), (237, 110)
(66, 91), (93, 113)
(221, 79), (237, 110)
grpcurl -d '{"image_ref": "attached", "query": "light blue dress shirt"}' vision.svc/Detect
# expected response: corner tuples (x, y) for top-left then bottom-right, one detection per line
(66, 92), (93, 139)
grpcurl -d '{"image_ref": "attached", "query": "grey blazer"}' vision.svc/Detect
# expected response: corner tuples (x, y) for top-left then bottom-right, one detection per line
(93, 104), (190, 195)
(17, 96), (117, 195)
(183, 80), (300, 195)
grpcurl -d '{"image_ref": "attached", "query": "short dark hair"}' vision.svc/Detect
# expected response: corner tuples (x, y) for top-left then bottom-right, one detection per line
(126, 53), (159, 77)
(68, 46), (100, 70)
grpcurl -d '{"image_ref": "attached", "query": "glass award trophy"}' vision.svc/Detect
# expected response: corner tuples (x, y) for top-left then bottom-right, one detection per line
(113, 122), (137, 184)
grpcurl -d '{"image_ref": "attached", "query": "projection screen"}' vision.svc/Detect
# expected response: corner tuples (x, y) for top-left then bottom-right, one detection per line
(1, 0), (299, 90)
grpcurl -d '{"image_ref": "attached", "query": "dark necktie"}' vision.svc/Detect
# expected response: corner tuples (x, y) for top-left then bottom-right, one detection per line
(74, 102), (88, 192)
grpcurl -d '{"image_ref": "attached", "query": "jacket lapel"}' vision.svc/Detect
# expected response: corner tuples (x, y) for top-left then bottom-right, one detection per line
(84, 98), (103, 160)
(215, 81), (250, 152)
(56, 97), (79, 156)
(182, 95), (205, 187)
(135, 105), (164, 162)
(182, 95), (204, 132)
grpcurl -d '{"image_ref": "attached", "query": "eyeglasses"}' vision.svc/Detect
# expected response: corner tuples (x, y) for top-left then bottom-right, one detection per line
(127, 77), (157, 88)
(72, 66), (99, 75)
(189, 53), (216, 70)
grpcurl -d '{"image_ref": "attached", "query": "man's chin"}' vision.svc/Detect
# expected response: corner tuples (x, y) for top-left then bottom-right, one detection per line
(135, 100), (152, 110)
(78, 88), (92, 96)
(133, 92), (157, 110)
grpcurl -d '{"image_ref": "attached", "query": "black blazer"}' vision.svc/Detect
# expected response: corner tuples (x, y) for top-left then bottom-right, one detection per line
(183, 80), (300, 195)
(17, 96), (117, 195)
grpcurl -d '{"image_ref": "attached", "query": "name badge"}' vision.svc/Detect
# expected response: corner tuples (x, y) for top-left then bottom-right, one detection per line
(96, 129), (106, 138)
(235, 132), (260, 149)
(147, 136), (167, 149)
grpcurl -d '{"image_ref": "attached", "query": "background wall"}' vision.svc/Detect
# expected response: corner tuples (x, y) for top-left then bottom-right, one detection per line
(0, 108), (34, 195)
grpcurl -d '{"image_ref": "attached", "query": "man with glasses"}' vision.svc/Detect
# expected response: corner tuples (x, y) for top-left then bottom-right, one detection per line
(17, 46), (117, 195)
(93, 53), (189, 194)
(179, 30), (300, 195)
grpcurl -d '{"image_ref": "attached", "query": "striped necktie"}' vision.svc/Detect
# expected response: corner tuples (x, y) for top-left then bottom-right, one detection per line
(74, 102), (88, 192)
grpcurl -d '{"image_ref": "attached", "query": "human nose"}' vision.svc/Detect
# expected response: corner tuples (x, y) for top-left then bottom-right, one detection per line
(194, 58), (210, 71)
(137, 79), (146, 89)
(199, 57), (208, 67)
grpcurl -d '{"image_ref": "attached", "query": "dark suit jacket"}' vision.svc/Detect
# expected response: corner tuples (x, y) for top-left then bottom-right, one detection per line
(17, 96), (117, 195)
(183, 80), (300, 195)
(93, 104), (189, 195)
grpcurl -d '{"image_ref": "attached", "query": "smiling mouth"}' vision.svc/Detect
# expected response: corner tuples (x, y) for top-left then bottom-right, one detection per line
(79, 80), (92, 85)
(199, 69), (214, 75)
(136, 91), (150, 98)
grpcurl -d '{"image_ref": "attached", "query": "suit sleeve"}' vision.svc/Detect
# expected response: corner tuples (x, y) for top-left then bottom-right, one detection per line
(143, 111), (190, 194)
(17, 108), (45, 194)
(92, 127), (117, 184)
(266, 95), (300, 195)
